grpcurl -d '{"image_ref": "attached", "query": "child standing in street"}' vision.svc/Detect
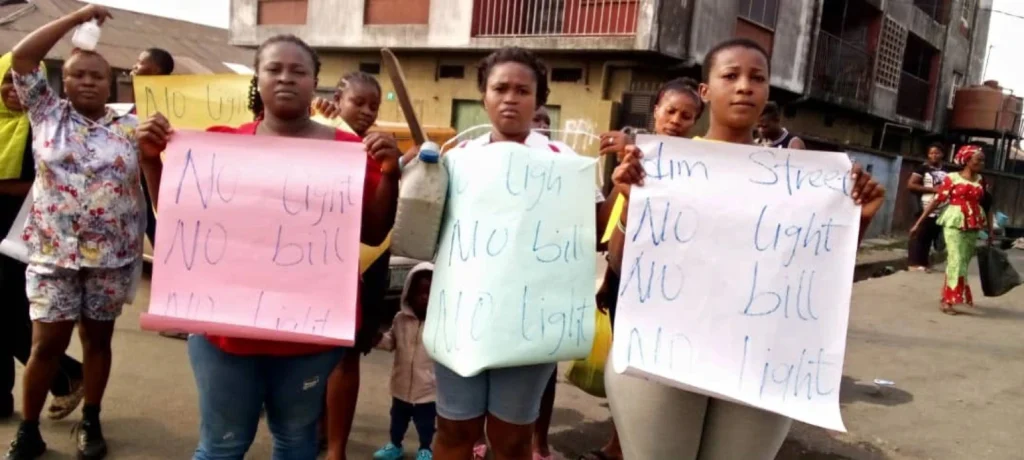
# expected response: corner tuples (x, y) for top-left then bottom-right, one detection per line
(374, 263), (437, 460)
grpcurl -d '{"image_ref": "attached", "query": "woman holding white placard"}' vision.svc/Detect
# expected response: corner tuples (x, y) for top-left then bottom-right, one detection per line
(604, 38), (886, 460)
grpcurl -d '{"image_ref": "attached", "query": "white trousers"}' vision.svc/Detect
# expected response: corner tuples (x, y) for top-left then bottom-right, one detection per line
(605, 353), (792, 460)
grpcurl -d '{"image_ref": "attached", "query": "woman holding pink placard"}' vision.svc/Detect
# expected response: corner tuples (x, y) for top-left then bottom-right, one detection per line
(136, 35), (401, 459)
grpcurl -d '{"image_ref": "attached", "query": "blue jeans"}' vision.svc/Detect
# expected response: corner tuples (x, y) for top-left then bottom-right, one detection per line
(188, 335), (344, 460)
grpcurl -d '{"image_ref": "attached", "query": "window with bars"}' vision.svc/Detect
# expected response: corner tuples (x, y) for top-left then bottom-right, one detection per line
(737, 0), (779, 30)
(875, 16), (907, 90)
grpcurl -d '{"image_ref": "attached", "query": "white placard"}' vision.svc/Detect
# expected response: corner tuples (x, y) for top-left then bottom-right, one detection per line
(612, 135), (859, 432)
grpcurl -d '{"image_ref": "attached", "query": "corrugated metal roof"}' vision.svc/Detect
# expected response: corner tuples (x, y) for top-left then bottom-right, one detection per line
(0, 0), (251, 73)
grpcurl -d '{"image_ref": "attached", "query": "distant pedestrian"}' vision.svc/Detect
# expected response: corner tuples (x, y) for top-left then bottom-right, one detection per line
(373, 263), (436, 460)
(911, 145), (992, 315)
(907, 142), (949, 271)
(756, 101), (805, 149)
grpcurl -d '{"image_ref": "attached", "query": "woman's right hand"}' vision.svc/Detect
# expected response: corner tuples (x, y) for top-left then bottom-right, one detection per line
(137, 113), (173, 162)
(612, 145), (645, 199)
(74, 3), (113, 25)
(909, 223), (921, 236)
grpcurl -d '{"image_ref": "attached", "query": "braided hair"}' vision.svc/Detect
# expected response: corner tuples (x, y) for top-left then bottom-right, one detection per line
(655, 77), (704, 118)
(247, 34), (322, 120)
(337, 71), (381, 97)
(476, 47), (550, 107)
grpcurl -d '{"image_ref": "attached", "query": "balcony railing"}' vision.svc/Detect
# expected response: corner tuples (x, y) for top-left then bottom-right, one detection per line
(897, 72), (930, 120)
(471, 0), (639, 37)
(811, 32), (872, 105)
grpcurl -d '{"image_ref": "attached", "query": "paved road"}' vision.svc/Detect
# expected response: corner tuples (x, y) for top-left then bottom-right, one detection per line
(2, 250), (1022, 459)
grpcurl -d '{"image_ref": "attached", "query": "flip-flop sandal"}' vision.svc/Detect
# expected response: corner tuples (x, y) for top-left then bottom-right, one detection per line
(940, 305), (958, 315)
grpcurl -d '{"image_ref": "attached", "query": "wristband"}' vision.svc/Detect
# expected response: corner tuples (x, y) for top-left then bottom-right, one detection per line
(398, 155), (406, 172)
(616, 218), (627, 234)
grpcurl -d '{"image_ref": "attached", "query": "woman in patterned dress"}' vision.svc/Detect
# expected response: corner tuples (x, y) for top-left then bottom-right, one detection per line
(911, 145), (992, 314)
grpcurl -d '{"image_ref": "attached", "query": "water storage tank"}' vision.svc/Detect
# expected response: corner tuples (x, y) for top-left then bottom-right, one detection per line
(950, 80), (1023, 133)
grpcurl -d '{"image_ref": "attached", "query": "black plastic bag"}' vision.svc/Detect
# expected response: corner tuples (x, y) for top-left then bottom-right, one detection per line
(976, 246), (1022, 297)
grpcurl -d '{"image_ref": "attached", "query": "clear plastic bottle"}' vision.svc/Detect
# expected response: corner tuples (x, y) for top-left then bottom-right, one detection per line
(71, 19), (101, 51)
(391, 142), (448, 261)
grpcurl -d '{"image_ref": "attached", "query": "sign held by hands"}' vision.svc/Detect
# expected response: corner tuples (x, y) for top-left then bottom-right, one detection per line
(141, 131), (366, 345)
(424, 142), (598, 376)
(612, 135), (859, 431)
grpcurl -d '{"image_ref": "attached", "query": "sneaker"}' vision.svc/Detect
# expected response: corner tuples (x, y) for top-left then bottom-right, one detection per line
(373, 442), (403, 460)
(416, 448), (433, 460)
(4, 425), (46, 460)
(47, 379), (85, 420)
(73, 419), (107, 460)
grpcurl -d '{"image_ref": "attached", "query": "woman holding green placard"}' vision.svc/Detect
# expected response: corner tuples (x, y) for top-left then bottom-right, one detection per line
(430, 47), (614, 460)
(604, 38), (886, 460)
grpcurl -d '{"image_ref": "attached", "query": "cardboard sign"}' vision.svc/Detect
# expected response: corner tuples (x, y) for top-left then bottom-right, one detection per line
(424, 142), (598, 376)
(140, 131), (366, 345)
(612, 135), (859, 431)
(132, 74), (254, 130)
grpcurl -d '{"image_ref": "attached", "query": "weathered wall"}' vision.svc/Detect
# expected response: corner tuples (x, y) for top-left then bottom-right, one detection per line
(688, 0), (739, 63)
(688, 0), (812, 94)
(318, 51), (631, 156)
(770, 0), (816, 94)
(230, 0), (655, 52)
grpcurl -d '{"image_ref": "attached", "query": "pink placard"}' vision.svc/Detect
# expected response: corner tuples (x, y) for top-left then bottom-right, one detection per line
(141, 130), (366, 346)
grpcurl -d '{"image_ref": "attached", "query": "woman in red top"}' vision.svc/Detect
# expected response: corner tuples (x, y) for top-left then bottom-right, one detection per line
(912, 145), (992, 314)
(136, 35), (401, 459)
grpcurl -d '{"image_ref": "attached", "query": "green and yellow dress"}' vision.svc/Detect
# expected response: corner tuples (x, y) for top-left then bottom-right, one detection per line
(934, 172), (987, 306)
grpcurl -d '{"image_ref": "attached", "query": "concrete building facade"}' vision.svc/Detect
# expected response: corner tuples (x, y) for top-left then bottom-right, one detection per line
(229, 0), (992, 158)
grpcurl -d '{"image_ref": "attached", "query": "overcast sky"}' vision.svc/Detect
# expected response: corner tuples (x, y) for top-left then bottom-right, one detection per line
(93, 0), (1023, 93)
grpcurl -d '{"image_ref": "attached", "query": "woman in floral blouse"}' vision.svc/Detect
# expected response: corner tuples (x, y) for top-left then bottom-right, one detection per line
(6, 4), (143, 460)
(912, 145), (992, 314)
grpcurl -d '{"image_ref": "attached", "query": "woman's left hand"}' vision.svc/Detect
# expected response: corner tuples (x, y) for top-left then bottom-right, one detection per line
(850, 163), (885, 221)
(365, 132), (401, 180)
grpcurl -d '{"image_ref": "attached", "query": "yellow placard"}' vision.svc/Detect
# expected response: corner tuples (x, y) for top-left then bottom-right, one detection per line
(133, 74), (254, 130)
(601, 195), (624, 244)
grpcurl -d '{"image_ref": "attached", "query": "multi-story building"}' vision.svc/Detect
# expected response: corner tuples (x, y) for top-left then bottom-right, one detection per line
(229, 0), (991, 157)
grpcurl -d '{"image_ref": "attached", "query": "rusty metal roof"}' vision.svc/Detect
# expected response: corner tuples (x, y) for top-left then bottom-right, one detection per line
(0, 0), (252, 73)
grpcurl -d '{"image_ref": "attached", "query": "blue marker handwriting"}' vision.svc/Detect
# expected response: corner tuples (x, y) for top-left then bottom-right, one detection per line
(742, 261), (818, 320)
(504, 153), (563, 211)
(431, 286), (591, 356)
(753, 205), (844, 267)
(624, 325), (694, 373)
(618, 250), (685, 303)
(738, 336), (836, 402)
(641, 142), (710, 181)
(748, 150), (849, 197)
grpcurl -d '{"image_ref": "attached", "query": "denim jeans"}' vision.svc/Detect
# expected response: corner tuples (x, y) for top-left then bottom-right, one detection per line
(188, 335), (344, 460)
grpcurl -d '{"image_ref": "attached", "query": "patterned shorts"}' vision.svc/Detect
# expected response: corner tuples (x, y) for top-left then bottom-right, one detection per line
(27, 264), (136, 322)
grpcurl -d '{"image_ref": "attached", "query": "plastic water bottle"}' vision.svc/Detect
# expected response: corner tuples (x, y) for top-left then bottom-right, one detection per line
(71, 20), (101, 51)
(391, 142), (448, 261)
